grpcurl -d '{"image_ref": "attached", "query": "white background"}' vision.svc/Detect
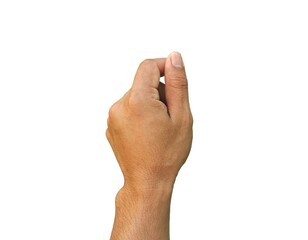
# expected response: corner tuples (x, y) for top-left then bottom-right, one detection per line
(0, 0), (307, 239)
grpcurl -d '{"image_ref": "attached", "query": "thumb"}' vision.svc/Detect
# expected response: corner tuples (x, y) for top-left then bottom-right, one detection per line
(165, 52), (190, 118)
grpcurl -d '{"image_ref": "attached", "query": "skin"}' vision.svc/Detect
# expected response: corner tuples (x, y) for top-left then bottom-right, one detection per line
(106, 52), (193, 240)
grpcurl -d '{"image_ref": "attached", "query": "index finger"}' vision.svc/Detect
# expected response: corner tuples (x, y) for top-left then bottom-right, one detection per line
(132, 58), (166, 89)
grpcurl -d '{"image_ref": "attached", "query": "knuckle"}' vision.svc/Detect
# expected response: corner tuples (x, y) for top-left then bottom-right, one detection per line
(183, 113), (193, 127)
(139, 59), (154, 68)
(105, 128), (110, 139)
(138, 59), (157, 74)
(105, 128), (113, 144)
(107, 115), (111, 127)
(128, 90), (144, 109)
(108, 101), (120, 119)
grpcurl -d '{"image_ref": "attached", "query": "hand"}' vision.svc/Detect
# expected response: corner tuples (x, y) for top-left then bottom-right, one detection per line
(107, 52), (193, 239)
(106, 52), (193, 190)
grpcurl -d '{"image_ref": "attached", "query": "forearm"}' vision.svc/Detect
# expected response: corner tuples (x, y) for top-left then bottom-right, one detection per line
(110, 183), (174, 240)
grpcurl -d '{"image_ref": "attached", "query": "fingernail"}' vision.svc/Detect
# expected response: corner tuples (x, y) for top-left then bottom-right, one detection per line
(170, 52), (184, 68)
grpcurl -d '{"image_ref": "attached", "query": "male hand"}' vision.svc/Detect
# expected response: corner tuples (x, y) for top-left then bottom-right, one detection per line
(107, 52), (193, 239)
(106, 52), (193, 191)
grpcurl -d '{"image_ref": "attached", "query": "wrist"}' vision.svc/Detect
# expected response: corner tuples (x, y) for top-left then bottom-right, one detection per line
(122, 167), (179, 193)
(112, 180), (174, 239)
(116, 181), (175, 205)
